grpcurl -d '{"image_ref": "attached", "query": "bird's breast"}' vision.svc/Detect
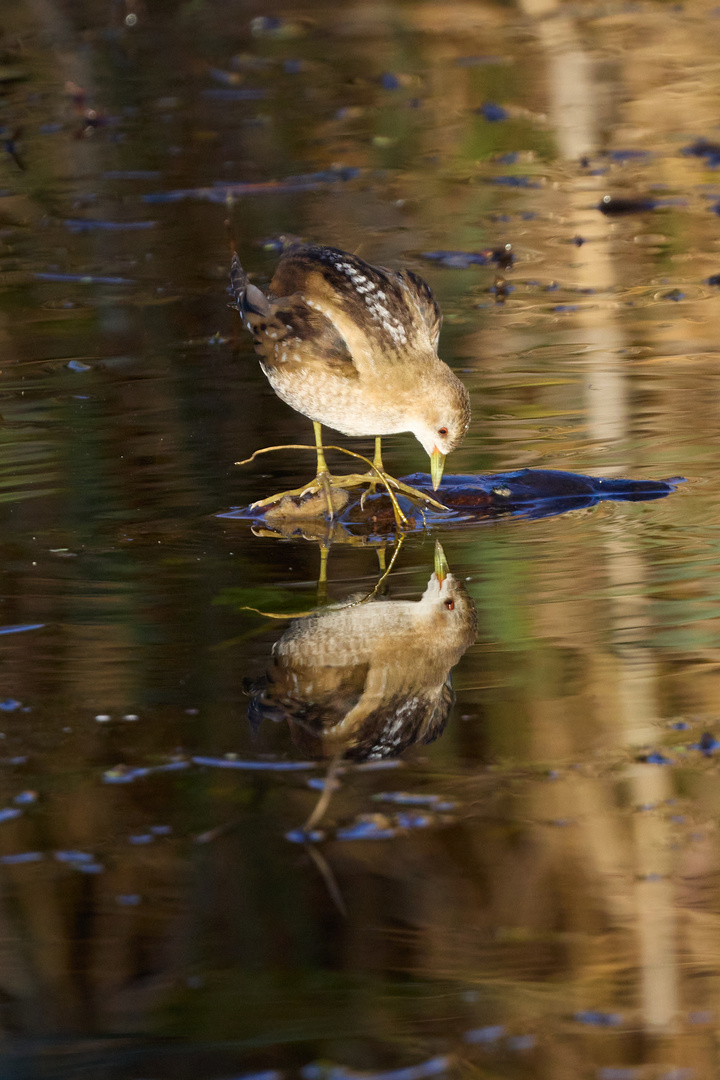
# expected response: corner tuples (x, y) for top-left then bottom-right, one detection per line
(264, 363), (415, 437)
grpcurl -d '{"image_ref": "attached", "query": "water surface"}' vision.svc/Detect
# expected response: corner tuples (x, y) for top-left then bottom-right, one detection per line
(1, 1), (720, 1077)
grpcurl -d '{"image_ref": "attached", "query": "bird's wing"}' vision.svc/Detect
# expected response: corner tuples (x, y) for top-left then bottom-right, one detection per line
(230, 251), (359, 380)
(392, 268), (443, 350)
(269, 244), (441, 360)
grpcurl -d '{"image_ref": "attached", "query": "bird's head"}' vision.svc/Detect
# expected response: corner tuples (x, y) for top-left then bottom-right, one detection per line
(411, 371), (471, 489)
(419, 541), (478, 643)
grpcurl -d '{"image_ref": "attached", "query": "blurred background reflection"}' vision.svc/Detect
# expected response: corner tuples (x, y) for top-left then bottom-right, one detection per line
(1, 1), (720, 1077)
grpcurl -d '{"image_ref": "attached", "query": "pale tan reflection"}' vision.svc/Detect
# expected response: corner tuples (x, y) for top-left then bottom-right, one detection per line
(521, 0), (629, 452)
(521, 0), (678, 1031)
(249, 545), (477, 762)
(604, 533), (679, 1030)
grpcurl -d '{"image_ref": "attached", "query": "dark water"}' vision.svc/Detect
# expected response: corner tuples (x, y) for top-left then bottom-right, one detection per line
(1, 1), (720, 1077)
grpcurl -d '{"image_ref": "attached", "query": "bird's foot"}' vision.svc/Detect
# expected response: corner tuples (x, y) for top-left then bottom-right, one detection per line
(250, 475), (349, 519)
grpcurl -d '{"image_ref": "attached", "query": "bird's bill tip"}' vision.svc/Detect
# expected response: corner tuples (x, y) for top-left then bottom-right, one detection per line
(434, 540), (449, 585)
(430, 448), (446, 490)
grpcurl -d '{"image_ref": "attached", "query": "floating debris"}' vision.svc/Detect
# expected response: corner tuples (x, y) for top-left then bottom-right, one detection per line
(380, 72), (400, 90)
(207, 66), (242, 86)
(0, 699), (22, 711)
(695, 732), (719, 755)
(307, 776), (341, 792)
(0, 624), (44, 637)
(235, 468), (683, 537)
(596, 1070), (639, 1080)
(0, 808), (21, 823)
(0, 852), (42, 865)
(335, 815), (397, 841)
(641, 751), (672, 765)
(62, 219), (156, 232)
(464, 1025), (505, 1044)
(34, 273), (134, 285)
(301, 1055), (450, 1080)
(13, 791), (37, 806)
(682, 138), (720, 167)
(507, 1035), (535, 1052)
(201, 88), (266, 101)
(574, 1010), (623, 1027)
(285, 827), (326, 844)
(103, 760), (190, 784)
(456, 55), (505, 66)
(607, 149), (651, 162)
(492, 175), (541, 188)
(598, 194), (657, 214)
(191, 755), (316, 771)
(103, 170), (161, 180)
(54, 850), (95, 864)
(372, 792), (455, 810)
(332, 809), (442, 842)
(143, 167), (360, 204)
(420, 247), (513, 270)
(250, 15), (308, 38)
(477, 101), (508, 122)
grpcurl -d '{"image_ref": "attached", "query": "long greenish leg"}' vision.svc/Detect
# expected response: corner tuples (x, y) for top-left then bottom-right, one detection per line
(313, 421), (335, 519)
(242, 440), (446, 524)
(314, 421), (329, 476)
(318, 542), (329, 603)
(359, 436), (390, 513)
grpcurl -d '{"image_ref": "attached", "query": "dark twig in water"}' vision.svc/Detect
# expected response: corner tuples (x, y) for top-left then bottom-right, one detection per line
(236, 441), (448, 515)
(240, 533), (406, 620)
(304, 753), (343, 830)
(305, 842), (347, 918)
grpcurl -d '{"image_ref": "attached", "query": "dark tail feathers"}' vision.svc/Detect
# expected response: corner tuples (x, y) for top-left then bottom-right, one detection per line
(229, 252), (271, 324)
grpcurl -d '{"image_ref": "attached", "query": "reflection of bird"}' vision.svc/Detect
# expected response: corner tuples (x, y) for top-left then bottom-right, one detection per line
(230, 240), (470, 517)
(248, 544), (477, 761)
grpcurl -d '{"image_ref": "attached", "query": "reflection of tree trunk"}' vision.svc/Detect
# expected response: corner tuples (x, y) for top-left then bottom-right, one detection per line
(604, 537), (679, 1031)
(521, 0), (630, 454)
(522, 0), (679, 1031)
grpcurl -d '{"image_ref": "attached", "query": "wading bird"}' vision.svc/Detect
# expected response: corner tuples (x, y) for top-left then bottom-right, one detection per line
(230, 240), (470, 519)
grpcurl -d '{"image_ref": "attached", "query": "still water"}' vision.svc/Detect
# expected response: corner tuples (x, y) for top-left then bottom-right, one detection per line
(1, 0), (720, 1076)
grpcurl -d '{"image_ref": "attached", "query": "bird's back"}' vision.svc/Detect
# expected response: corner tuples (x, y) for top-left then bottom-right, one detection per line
(268, 242), (442, 361)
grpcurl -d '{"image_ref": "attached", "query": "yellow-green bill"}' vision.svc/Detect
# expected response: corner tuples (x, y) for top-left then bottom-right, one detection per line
(430, 449), (446, 490)
(434, 540), (449, 584)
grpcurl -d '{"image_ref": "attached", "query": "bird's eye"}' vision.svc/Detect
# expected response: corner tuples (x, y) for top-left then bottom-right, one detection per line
(438, 426), (448, 437)
(444, 599), (455, 611)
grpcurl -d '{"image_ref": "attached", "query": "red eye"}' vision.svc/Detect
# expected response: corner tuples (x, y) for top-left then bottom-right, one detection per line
(444, 599), (454, 610)
(438, 427), (448, 437)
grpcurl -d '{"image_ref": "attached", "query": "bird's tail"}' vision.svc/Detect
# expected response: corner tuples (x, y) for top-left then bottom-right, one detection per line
(229, 252), (271, 331)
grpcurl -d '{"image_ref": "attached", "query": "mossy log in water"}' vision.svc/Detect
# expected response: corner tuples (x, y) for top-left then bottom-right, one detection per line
(227, 469), (683, 537)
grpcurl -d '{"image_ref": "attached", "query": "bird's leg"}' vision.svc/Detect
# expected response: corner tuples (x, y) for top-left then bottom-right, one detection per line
(302, 422), (336, 519)
(241, 441), (447, 523)
(317, 541), (329, 604)
(247, 429), (343, 519)
(313, 421), (329, 477)
(359, 438), (384, 510)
